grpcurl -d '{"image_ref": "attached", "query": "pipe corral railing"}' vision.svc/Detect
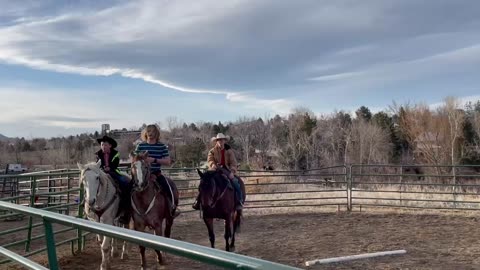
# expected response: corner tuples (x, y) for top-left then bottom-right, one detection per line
(0, 201), (301, 270)
(0, 164), (479, 268)
(350, 164), (480, 211)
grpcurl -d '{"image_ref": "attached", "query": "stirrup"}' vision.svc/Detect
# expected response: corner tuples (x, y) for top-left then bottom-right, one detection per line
(171, 208), (181, 218)
(192, 200), (200, 210)
(236, 201), (243, 210)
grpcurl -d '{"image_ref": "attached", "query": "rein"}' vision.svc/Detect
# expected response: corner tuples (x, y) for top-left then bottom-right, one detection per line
(204, 172), (230, 208)
(131, 192), (157, 216)
(130, 159), (157, 217)
(83, 169), (119, 219)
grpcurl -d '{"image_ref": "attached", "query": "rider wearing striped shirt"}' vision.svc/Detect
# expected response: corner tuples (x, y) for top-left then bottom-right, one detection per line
(135, 124), (180, 218)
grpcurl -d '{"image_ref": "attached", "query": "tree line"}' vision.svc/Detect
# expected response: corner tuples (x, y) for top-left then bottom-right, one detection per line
(2, 97), (480, 171)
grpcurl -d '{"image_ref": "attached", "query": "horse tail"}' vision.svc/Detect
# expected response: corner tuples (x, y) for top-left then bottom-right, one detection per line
(234, 209), (242, 234)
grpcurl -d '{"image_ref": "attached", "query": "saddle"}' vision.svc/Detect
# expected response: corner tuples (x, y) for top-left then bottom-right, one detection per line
(216, 167), (235, 190)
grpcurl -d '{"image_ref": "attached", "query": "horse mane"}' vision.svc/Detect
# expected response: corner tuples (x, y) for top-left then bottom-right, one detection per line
(79, 162), (110, 184)
(200, 170), (229, 191)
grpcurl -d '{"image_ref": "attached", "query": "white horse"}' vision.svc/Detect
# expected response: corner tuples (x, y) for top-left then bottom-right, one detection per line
(77, 160), (127, 270)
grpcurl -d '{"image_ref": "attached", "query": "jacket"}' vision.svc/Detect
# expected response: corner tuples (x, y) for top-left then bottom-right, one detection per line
(207, 144), (238, 174)
(95, 149), (121, 174)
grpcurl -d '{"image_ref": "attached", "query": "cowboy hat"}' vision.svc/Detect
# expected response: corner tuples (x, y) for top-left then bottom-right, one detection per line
(96, 135), (118, 148)
(211, 133), (230, 142)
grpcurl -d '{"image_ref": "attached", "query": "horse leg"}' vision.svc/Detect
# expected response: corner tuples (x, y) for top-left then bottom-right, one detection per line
(153, 222), (166, 265)
(121, 240), (129, 260)
(224, 216), (233, 252)
(135, 221), (148, 270)
(203, 217), (215, 248)
(100, 235), (112, 270)
(121, 218), (134, 260)
(164, 217), (173, 238)
(99, 215), (117, 269)
(230, 214), (236, 252)
(230, 211), (241, 252)
(110, 237), (118, 258)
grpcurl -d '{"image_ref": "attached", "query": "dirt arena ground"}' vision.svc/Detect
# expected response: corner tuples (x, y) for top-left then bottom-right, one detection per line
(3, 208), (480, 270)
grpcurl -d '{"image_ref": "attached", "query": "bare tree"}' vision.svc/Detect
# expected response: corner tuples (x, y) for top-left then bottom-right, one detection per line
(309, 111), (352, 167)
(394, 98), (466, 171)
(349, 118), (392, 164)
(229, 117), (258, 166)
(439, 97), (465, 166)
(395, 103), (443, 165)
(250, 118), (272, 168)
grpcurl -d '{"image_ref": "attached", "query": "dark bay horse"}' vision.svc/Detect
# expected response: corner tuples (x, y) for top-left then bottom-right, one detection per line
(130, 152), (177, 269)
(196, 168), (246, 252)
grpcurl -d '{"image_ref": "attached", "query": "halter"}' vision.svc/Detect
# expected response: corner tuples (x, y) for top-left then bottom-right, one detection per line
(81, 168), (119, 218)
(201, 170), (230, 208)
(131, 159), (151, 191)
(130, 158), (157, 216)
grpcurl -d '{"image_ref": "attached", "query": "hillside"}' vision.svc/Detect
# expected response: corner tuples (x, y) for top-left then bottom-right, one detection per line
(0, 133), (9, 141)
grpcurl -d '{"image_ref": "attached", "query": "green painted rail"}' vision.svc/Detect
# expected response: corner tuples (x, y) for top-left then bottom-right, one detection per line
(0, 201), (301, 270)
(0, 246), (48, 270)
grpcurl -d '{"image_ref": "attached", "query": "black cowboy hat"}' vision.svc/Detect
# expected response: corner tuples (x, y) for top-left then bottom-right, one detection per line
(96, 135), (117, 148)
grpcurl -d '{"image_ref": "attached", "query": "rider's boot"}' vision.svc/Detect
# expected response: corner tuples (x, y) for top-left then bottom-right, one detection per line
(232, 178), (243, 210)
(118, 186), (132, 225)
(192, 194), (201, 210)
(167, 197), (181, 218)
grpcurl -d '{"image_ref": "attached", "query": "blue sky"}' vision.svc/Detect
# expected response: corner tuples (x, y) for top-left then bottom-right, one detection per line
(1, 0), (480, 138)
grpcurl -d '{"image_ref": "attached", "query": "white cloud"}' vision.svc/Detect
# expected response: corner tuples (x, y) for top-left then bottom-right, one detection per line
(429, 94), (480, 110)
(0, 87), (109, 127)
(308, 71), (364, 82)
(0, 0), (298, 114)
(1, 0), (480, 135)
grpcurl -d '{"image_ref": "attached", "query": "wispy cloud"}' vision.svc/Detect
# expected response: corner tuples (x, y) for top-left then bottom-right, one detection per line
(0, 87), (109, 127)
(35, 116), (105, 123)
(1, 0), (480, 137)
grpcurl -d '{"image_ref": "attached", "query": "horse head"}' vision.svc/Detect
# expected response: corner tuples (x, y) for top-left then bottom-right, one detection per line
(77, 160), (102, 208)
(197, 168), (227, 208)
(130, 151), (151, 189)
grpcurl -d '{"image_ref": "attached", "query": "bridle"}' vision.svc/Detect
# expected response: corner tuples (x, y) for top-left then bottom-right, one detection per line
(131, 159), (152, 190)
(200, 170), (230, 208)
(81, 168), (118, 218)
(130, 157), (157, 216)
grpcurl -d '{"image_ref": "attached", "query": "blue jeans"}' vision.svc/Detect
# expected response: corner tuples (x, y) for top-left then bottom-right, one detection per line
(110, 172), (130, 190)
(232, 177), (243, 204)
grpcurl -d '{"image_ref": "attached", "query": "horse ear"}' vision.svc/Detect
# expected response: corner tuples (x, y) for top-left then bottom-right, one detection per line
(143, 151), (149, 158)
(77, 162), (84, 171)
(196, 168), (204, 178)
(95, 159), (101, 167)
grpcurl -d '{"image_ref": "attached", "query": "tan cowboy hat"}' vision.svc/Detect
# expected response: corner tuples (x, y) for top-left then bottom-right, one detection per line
(211, 133), (230, 142)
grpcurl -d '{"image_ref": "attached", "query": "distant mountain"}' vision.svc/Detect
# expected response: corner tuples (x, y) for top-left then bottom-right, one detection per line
(0, 133), (9, 141)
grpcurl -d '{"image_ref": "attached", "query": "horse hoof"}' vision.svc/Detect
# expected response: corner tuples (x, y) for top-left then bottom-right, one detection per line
(230, 246), (236, 252)
(121, 253), (128, 260)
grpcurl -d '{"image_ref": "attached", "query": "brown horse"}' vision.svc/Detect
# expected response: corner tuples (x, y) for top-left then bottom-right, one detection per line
(130, 152), (177, 269)
(196, 168), (246, 252)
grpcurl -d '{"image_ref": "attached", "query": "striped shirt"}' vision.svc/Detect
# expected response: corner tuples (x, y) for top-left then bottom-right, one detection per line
(135, 142), (169, 172)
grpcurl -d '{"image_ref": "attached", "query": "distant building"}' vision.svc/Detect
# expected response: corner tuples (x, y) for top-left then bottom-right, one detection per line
(101, 124), (110, 135)
(110, 129), (142, 138)
(101, 124), (141, 140)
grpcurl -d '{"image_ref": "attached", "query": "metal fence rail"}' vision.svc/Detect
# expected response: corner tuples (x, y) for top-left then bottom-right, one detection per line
(0, 201), (300, 270)
(0, 246), (48, 270)
(350, 164), (480, 211)
(1, 164), (479, 269)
